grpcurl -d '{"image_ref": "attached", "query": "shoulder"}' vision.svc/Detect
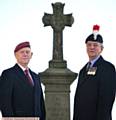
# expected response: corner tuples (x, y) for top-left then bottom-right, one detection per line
(1, 64), (18, 77)
(102, 59), (115, 70)
(0, 66), (15, 85)
(96, 56), (115, 70)
(98, 59), (116, 78)
(1, 67), (14, 75)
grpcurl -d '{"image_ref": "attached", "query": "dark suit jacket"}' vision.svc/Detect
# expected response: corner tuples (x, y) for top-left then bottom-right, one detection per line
(73, 56), (116, 120)
(0, 64), (45, 120)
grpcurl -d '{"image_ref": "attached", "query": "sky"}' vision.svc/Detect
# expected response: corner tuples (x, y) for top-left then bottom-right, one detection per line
(0, 0), (116, 119)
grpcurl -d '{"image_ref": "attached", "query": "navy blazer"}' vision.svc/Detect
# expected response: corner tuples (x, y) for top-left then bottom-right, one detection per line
(73, 56), (116, 120)
(0, 64), (45, 120)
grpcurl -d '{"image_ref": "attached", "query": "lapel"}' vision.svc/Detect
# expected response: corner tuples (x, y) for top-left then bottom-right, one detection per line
(30, 71), (42, 117)
(77, 65), (88, 87)
(78, 56), (104, 87)
(13, 64), (34, 87)
(13, 64), (26, 79)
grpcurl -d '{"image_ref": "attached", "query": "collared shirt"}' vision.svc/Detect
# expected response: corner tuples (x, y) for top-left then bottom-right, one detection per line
(17, 63), (33, 80)
(17, 63), (26, 71)
(89, 55), (100, 67)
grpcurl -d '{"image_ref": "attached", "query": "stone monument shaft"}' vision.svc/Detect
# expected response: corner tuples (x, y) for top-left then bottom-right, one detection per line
(40, 2), (77, 120)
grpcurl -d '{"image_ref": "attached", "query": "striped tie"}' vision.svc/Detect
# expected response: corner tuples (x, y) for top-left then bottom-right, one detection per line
(24, 69), (34, 86)
(86, 62), (91, 71)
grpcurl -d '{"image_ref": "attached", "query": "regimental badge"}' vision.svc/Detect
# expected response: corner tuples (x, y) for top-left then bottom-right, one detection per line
(87, 67), (97, 75)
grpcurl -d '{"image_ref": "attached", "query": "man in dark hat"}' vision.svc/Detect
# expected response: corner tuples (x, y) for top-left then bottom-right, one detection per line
(73, 25), (116, 120)
(0, 41), (46, 120)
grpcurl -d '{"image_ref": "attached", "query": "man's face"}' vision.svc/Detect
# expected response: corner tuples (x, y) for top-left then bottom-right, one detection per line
(15, 47), (33, 68)
(86, 41), (103, 60)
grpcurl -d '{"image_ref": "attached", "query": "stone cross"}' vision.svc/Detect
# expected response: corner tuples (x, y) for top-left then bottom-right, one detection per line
(42, 2), (74, 61)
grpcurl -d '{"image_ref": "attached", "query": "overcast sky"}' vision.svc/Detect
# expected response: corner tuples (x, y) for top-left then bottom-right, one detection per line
(0, 0), (116, 119)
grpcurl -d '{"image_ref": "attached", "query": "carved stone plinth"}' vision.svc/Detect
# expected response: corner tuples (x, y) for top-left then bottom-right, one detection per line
(40, 67), (77, 120)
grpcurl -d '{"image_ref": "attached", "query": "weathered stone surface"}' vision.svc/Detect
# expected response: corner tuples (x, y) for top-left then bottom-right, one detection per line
(40, 2), (77, 120)
(42, 2), (74, 62)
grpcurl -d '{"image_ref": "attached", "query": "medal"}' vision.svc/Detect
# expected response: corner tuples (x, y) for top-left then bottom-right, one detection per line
(87, 67), (97, 75)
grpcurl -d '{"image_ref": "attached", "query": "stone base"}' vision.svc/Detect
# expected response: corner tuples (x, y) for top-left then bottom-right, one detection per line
(49, 60), (67, 68)
(39, 67), (77, 120)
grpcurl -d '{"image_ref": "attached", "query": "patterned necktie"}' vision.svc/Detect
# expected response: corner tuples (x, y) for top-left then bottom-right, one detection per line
(86, 62), (91, 71)
(24, 69), (34, 86)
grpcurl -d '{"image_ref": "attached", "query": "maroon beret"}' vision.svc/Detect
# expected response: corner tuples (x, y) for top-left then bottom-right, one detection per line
(14, 41), (31, 53)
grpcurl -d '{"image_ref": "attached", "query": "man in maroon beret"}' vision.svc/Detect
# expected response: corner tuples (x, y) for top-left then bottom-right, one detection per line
(0, 41), (46, 120)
